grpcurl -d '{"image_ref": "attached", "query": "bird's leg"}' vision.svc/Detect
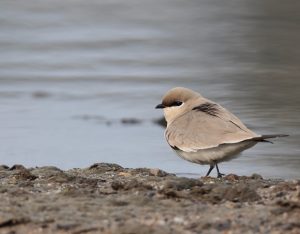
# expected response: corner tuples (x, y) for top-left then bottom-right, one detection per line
(205, 165), (215, 177)
(216, 164), (225, 178)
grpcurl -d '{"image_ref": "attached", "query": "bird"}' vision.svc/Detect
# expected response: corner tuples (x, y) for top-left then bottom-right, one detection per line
(155, 87), (288, 178)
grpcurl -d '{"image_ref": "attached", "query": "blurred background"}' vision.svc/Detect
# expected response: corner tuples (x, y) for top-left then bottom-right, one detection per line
(0, 0), (299, 178)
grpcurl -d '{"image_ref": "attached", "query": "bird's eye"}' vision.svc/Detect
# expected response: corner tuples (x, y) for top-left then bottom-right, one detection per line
(170, 101), (183, 107)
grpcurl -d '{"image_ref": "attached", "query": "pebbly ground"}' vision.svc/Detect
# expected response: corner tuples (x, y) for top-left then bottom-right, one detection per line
(0, 163), (299, 234)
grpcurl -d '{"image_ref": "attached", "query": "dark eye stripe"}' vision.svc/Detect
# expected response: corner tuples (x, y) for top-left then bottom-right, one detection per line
(170, 101), (183, 107)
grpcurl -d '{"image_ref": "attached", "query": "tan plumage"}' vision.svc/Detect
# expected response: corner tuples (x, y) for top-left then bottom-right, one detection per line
(156, 87), (288, 177)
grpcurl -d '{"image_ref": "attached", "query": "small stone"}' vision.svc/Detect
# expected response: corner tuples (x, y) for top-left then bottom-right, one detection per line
(251, 173), (263, 180)
(275, 191), (286, 197)
(224, 174), (239, 181)
(118, 172), (132, 177)
(146, 191), (156, 198)
(214, 220), (231, 231)
(173, 216), (184, 224)
(56, 222), (79, 230)
(149, 168), (168, 177)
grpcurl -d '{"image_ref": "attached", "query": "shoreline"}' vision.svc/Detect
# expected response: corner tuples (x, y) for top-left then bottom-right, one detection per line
(0, 163), (299, 233)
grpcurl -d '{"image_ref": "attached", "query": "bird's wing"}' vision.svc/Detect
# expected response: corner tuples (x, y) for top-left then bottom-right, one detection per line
(165, 102), (258, 151)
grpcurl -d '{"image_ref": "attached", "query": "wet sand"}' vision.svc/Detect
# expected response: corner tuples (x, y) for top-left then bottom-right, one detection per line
(0, 163), (299, 234)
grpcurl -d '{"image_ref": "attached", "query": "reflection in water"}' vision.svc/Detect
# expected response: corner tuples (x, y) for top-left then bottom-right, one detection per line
(0, 0), (299, 178)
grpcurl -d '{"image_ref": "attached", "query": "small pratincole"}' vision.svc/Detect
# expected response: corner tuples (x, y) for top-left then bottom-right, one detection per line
(155, 87), (288, 178)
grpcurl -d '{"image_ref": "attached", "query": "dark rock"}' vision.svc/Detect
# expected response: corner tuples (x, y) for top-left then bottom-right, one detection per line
(88, 163), (123, 173)
(9, 165), (26, 171)
(214, 220), (232, 231)
(275, 191), (286, 197)
(56, 222), (79, 230)
(111, 181), (124, 190)
(0, 165), (9, 170)
(145, 191), (156, 198)
(251, 173), (263, 180)
(0, 217), (28, 228)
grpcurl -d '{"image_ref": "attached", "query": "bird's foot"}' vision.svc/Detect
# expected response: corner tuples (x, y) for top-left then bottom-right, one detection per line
(215, 163), (225, 178)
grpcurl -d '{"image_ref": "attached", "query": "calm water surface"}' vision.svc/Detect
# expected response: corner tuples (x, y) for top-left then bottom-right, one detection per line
(0, 0), (299, 178)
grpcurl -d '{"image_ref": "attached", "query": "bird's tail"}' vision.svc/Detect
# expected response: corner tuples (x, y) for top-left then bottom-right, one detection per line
(252, 134), (289, 143)
(260, 134), (289, 139)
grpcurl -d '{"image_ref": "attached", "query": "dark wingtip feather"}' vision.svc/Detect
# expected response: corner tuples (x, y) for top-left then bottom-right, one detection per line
(261, 134), (289, 139)
(261, 139), (274, 144)
(251, 134), (288, 143)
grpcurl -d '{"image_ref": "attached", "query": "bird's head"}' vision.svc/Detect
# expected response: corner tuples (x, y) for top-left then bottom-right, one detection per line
(155, 87), (202, 125)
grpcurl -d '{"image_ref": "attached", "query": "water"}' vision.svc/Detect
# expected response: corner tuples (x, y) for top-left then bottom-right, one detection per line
(0, 0), (299, 179)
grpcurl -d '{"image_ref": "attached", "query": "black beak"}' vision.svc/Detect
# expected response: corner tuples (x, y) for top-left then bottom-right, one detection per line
(155, 103), (165, 109)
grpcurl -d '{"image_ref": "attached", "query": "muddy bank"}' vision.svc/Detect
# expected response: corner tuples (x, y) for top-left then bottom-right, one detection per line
(0, 163), (299, 234)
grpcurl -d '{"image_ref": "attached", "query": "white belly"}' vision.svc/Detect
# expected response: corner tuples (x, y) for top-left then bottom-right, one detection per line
(174, 141), (257, 165)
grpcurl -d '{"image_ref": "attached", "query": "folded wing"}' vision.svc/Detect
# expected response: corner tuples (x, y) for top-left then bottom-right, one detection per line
(165, 102), (259, 152)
